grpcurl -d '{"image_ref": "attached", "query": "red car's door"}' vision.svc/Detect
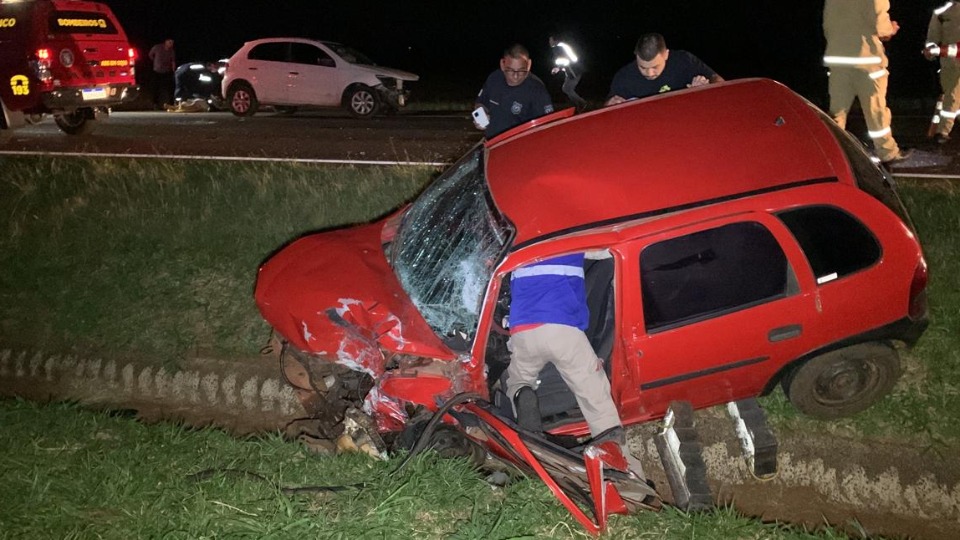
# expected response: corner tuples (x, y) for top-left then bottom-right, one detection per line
(615, 213), (820, 423)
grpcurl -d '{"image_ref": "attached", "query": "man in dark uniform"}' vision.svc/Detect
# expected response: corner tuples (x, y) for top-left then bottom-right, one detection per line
(474, 44), (554, 139)
(605, 33), (722, 105)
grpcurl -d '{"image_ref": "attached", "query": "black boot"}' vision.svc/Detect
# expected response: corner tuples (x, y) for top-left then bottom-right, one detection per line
(513, 386), (543, 433)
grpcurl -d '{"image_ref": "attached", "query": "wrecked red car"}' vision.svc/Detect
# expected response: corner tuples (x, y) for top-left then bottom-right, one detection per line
(254, 78), (928, 532)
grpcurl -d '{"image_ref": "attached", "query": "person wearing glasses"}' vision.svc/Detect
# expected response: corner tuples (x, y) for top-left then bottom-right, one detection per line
(474, 44), (554, 139)
(605, 33), (722, 106)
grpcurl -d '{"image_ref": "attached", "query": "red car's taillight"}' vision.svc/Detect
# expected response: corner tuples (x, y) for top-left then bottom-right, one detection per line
(128, 47), (137, 61)
(909, 258), (928, 320)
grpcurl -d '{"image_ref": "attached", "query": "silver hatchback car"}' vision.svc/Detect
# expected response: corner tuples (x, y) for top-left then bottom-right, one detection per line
(221, 37), (419, 118)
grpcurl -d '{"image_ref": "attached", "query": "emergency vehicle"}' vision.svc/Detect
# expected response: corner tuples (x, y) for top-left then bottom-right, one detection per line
(0, 0), (138, 135)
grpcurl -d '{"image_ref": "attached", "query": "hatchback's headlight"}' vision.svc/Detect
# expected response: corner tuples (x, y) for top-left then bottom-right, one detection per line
(376, 76), (402, 90)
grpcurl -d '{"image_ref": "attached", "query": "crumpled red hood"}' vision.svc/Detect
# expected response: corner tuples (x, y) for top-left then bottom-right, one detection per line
(254, 220), (456, 374)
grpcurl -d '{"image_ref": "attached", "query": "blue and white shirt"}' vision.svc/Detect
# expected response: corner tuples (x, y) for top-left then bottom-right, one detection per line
(510, 253), (589, 332)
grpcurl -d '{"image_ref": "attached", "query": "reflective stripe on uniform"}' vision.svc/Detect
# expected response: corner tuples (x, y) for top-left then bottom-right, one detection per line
(868, 126), (892, 138)
(936, 2), (954, 16)
(869, 69), (889, 79)
(941, 110), (960, 118)
(557, 42), (578, 63)
(823, 55), (883, 66)
(513, 264), (584, 279)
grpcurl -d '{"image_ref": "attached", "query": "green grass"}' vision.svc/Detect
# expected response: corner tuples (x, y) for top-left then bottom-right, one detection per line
(0, 398), (851, 539)
(1, 157), (959, 444)
(0, 157), (960, 444)
(1, 158), (954, 538)
(0, 156), (434, 362)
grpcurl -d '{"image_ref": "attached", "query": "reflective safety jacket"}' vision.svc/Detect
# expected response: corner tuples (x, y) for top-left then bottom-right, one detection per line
(552, 42), (580, 78)
(927, 2), (960, 60)
(823, 0), (895, 70)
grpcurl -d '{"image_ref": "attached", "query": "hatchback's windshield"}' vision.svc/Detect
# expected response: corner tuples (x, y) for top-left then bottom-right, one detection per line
(390, 148), (513, 344)
(323, 42), (374, 65)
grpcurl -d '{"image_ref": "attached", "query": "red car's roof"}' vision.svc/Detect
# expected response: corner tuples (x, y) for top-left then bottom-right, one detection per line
(485, 78), (846, 247)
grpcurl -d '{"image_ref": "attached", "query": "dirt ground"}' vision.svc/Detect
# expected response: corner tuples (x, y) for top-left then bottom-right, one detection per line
(629, 408), (960, 539)
(2, 350), (957, 539)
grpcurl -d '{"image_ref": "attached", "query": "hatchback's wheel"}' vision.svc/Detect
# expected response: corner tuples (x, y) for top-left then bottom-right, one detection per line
(228, 82), (258, 117)
(346, 86), (378, 118)
(782, 343), (900, 419)
(54, 110), (95, 135)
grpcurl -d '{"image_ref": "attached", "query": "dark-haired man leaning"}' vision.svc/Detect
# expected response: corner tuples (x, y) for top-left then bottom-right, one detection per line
(606, 33), (722, 105)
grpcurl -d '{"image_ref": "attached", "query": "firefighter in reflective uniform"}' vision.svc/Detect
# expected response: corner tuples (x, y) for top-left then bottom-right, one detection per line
(925, 2), (960, 143)
(823, 0), (910, 164)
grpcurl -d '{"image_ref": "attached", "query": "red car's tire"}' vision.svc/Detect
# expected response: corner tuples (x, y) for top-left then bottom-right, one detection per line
(782, 342), (900, 419)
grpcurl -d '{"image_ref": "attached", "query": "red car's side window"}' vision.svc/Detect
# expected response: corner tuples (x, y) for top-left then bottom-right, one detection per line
(639, 222), (793, 332)
(776, 205), (881, 286)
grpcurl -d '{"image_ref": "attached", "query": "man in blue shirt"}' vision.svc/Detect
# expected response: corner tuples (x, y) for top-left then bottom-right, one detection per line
(505, 253), (623, 443)
(606, 33), (723, 105)
(474, 44), (555, 138)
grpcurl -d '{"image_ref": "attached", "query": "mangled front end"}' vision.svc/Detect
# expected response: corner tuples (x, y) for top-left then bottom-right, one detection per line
(254, 220), (466, 443)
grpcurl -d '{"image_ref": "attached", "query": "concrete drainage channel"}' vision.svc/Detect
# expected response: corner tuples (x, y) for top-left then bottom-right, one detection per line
(2, 349), (958, 538)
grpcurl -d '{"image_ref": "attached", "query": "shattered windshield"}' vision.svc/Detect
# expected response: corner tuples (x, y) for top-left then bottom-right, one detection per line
(390, 148), (513, 345)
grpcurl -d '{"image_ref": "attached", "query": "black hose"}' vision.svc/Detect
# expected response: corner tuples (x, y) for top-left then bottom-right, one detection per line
(389, 392), (486, 474)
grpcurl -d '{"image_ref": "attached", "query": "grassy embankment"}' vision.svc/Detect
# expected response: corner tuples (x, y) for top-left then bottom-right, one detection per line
(0, 157), (956, 537)
(2, 157), (957, 441)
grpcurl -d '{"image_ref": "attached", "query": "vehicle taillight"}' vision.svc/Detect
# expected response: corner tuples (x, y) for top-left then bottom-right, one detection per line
(909, 258), (928, 320)
(34, 48), (52, 82)
(128, 47), (137, 75)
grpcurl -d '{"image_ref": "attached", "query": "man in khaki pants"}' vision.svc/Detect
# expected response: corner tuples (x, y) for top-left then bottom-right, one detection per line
(505, 253), (623, 442)
(823, 0), (911, 165)
(925, 2), (960, 143)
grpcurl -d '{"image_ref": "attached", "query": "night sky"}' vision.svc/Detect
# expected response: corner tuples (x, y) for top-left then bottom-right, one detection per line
(101, 0), (945, 105)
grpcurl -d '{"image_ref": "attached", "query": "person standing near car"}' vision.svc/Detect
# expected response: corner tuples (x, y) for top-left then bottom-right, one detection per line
(605, 33), (722, 105)
(823, 0), (911, 165)
(474, 44), (554, 139)
(148, 38), (176, 110)
(549, 36), (587, 112)
(924, 1), (960, 144)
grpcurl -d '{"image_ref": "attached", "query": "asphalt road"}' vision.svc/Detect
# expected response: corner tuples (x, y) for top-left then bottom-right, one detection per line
(2, 107), (960, 177)
(0, 110), (481, 165)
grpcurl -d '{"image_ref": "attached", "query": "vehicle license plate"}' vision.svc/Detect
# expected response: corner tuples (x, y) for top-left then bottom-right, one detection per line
(82, 87), (108, 101)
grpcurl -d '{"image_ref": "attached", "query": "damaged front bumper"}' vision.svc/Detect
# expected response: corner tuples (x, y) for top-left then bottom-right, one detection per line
(375, 78), (412, 108)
